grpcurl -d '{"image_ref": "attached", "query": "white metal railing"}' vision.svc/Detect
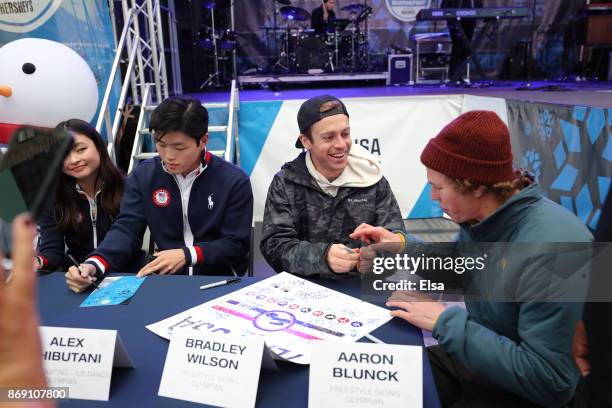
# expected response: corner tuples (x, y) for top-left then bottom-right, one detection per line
(127, 80), (240, 172)
(123, 0), (170, 104)
(108, 41), (139, 162)
(97, 0), (177, 164)
(127, 83), (153, 173)
(95, 8), (137, 161)
(225, 80), (240, 164)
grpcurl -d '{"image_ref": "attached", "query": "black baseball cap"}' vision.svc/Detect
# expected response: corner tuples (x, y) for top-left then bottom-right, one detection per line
(296, 95), (349, 148)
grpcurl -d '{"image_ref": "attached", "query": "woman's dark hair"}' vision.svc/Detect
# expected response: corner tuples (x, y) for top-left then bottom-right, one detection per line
(54, 119), (125, 232)
(149, 96), (209, 144)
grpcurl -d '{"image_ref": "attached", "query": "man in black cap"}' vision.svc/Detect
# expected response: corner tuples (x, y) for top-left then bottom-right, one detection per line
(260, 95), (404, 278)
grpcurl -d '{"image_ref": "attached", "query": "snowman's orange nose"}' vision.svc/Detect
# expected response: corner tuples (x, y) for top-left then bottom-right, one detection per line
(0, 85), (12, 97)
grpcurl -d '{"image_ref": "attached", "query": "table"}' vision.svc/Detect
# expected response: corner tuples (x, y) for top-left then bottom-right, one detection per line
(37, 273), (441, 407)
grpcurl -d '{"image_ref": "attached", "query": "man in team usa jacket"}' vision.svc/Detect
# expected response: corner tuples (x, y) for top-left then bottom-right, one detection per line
(66, 97), (253, 292)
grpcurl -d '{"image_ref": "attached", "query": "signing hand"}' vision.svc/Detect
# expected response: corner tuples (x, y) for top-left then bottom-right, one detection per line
(573, 320), (590, 377)
(66, 263), (97, 293)
(0, 215), (49, 390)
(350, 223), (400, 245)
(137, 249), (186, 277)
(326, 244), (360, 273)
(386, 299), (446, 332)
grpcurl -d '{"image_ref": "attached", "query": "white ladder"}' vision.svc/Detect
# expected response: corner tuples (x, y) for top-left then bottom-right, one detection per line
(128, 80), (240, 174)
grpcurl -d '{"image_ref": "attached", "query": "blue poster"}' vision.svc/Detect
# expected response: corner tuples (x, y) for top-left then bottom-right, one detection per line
(81, 276), (147, 307)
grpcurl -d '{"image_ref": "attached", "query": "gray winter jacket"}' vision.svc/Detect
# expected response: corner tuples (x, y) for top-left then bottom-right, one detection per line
(260, 152), (405, 278)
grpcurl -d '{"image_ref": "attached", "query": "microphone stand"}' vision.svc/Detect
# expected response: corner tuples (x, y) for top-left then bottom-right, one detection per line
(516, 0), (537, 90)
(517, 0), (575, 91)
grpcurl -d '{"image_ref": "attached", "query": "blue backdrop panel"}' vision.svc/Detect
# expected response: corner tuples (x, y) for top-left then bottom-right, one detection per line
(507, 102), (612, 230)
(408, 184), (443, 219)
(238, 101), (283, 176)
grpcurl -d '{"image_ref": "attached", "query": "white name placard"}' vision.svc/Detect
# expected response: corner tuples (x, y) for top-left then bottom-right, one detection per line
(158, 331), (265, 408)
(40, 326), (133, 401)
(309, 341), (422, 408)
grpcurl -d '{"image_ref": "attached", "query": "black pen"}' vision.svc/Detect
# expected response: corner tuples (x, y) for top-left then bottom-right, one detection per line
(67, 254), (97, 286)
(199, 277), (241, 290)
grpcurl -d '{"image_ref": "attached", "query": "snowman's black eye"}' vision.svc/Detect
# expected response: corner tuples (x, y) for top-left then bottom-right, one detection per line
(22, 63), (36, 74)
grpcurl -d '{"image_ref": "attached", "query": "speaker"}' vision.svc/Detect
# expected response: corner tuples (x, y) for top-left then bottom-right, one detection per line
(387, 54), (413, 86)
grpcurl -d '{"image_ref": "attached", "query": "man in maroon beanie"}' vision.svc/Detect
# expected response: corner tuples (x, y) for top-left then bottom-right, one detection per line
(351, 110), (593, 407)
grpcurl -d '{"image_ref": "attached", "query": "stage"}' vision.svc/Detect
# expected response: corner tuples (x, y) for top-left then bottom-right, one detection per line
(187, 80), (611, 232)
(191, 81), (612, 108)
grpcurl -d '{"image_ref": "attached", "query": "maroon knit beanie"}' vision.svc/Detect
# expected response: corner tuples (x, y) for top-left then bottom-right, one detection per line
(420, 110), (514, 185)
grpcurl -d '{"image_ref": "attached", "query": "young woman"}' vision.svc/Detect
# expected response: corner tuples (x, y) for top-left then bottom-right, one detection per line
(36, 119), (124, 271)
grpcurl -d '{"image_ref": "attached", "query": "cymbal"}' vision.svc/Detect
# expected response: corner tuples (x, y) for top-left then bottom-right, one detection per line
(277, 0), (291, 4)
(341, 3), (364, 13)
(279, 6), (310, 21)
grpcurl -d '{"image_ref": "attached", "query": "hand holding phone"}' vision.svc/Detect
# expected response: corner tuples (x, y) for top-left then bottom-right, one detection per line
(0, 127), (73, 223)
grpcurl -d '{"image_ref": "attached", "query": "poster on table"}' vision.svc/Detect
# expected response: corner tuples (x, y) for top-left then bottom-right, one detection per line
(147, 272), (392, 364)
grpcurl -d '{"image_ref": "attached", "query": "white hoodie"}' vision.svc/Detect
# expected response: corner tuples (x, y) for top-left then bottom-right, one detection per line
(305, 144), (382, 197)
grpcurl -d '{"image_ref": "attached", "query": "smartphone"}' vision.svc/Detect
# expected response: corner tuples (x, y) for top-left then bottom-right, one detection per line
(0, 127), (73, 223)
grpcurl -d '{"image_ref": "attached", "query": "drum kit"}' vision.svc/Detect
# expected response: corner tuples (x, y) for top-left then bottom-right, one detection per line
(263, 0), (373, 74)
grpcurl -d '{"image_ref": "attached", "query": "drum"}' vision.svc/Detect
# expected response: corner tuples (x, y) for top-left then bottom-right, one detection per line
(277, 28), (301, 56)
(197, 28), (237, 51)
(219, 29), (237, 50)
(295, 34), (329, 72)
(197, 26), (215, 50)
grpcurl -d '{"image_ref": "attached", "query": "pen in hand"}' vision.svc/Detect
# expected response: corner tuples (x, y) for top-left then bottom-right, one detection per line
(67, 254), (96, 285)
(199, 278), (241, 290)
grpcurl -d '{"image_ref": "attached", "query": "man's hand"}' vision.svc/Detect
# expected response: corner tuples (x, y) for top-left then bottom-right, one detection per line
(350, 223), (400, 244)
(386, 299), (446, 332)
(66, 263), (97, 293)
(356, 244), (376, 274)
(137, 249), (186, 277)
(573, 320), (590, 377)
(322, 1), (329, 20)
(326, 244), (360, 273)
(0, 215), (48, 389)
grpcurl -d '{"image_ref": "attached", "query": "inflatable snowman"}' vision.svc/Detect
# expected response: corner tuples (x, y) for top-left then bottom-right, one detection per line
(0, 38), (99, 143)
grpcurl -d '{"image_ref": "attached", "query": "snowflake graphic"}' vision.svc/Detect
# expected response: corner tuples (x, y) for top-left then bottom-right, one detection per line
(522, 149), (541, 181)
(538, 109), (553, 141)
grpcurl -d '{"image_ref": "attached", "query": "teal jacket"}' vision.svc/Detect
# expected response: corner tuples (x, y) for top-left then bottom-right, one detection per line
(428, 184), (592, 407)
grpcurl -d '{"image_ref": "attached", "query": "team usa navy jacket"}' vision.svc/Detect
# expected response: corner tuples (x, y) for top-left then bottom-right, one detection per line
(37, 185), (113, 271)
(85, 151), (253, 276)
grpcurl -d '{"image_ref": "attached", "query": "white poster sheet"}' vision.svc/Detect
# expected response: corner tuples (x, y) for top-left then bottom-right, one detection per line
(147, 272), (392, 364)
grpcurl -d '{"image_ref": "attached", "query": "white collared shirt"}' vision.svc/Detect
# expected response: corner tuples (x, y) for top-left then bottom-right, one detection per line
(162, 161), (207, 275)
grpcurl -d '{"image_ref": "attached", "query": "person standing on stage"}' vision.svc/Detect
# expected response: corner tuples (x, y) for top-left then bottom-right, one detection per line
(260, 95), (404, 278)
(441, 0), (483, 83)
(311, 0), (336, 35)
(65, 96), (253, 292)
